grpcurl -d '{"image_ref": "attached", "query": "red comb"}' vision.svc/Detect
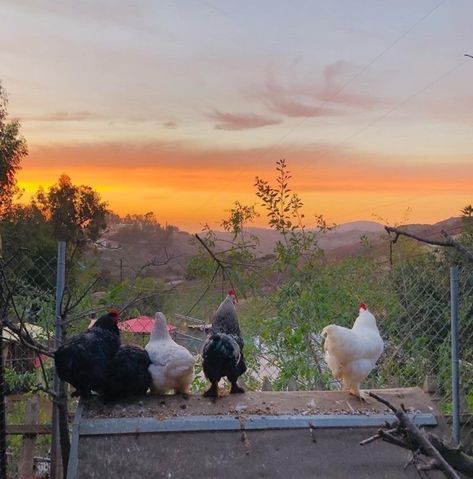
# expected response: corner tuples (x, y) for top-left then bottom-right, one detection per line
(109, 309), (120, 318)
(359, 303), (367, 310)
(228, 290), (236, 297)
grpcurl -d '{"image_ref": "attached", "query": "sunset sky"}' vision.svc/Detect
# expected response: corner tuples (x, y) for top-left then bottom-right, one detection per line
(1, 0), (472, 231)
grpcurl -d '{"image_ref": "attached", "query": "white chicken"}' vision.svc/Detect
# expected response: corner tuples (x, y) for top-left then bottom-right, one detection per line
(145, 312), (195, 397)
(321, 303), (383, 400)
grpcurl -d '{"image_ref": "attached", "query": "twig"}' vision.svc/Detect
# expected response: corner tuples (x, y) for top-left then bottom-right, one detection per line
(359, 427), (398, 446)
(308, 421), (317, 443)
(134, 249), (178, 276)
(195, 234), (222, 264)
(186, 264), (220, 316)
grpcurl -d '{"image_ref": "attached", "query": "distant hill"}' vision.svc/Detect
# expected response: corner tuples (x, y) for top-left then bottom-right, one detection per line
(96, 217), (464, 280)
(213, 221), (386, 257)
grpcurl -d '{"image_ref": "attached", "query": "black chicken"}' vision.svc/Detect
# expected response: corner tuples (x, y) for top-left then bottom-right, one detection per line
(202, 291), (247, 399)
(101, 345), (152, 402)
(54, 310), (121, 398)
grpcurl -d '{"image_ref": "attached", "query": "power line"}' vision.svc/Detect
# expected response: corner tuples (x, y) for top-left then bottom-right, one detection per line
(188, 0), (449, 220)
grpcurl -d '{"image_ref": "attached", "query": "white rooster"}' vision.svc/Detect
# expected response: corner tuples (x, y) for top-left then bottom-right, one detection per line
(321, 303), (383, 400)
(145, 312), (195, 397)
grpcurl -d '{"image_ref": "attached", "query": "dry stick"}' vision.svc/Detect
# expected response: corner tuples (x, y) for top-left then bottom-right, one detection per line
(367, 392), (460, 479)
(427, 434), (473, 477)
(359, 427), (399, 446)
(385, 226), (473, 263)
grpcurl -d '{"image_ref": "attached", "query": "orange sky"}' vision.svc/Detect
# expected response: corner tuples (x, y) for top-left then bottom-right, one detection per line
(17, 141), (473, 232)
(3, 1), (472, 232)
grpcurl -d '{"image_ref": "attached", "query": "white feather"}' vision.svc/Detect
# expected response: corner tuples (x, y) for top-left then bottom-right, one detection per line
(322, 307), (384, 393)
(145, 312), (195, 394)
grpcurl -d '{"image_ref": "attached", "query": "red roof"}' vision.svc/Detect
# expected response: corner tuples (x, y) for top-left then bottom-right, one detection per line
(33, 354), (51, 369)
(118, 316), (176, 334)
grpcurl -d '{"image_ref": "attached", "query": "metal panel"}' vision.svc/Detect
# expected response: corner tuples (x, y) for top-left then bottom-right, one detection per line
(78, 412), (437, 436)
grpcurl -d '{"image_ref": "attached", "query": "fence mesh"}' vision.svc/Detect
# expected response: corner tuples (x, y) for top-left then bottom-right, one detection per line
(0, 251), (56, 479)
(458, 265), (473, 445)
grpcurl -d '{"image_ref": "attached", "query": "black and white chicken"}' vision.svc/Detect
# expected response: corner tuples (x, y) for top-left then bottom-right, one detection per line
(202, 291), (247, 399)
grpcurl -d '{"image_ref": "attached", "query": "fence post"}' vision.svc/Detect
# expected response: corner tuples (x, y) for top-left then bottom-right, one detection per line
(450, 265), (460, 445)
(18, 397), (39, 478)
(0, 257), (7, 479)
(51, 241), (66, 479)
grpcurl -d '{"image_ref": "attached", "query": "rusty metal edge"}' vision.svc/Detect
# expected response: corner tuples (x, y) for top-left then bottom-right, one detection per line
(78, 413), (437, 436)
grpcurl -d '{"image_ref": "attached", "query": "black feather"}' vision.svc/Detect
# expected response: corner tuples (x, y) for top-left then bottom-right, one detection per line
(202, 296), (246, 398)
(101, 346), (152, 402)
(54, 312), (120, 397)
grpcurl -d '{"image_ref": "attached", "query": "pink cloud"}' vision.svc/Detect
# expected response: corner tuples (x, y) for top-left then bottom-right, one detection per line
(257, 61), (383, 118)
(208, 110), (282, 130)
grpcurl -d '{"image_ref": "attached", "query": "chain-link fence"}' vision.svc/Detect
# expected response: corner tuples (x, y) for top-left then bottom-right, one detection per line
(0, 251), (56, 479)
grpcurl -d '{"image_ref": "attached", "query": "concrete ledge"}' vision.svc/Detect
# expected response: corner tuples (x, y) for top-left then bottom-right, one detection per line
(82, 387), (441, 420)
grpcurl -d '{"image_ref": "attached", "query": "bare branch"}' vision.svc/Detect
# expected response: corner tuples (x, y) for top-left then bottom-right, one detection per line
(134, 250), (177, 276)
(366, 392), (461, 479)
(186, 264), (221, 316)
(440, 229), (473, 262)
(195, 234), (223, 265)
(385, 225), (473, 263)
(62, 275), (102, 317)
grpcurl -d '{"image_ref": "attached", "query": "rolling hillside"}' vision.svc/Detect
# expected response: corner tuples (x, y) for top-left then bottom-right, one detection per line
(94, 217), (464, 281)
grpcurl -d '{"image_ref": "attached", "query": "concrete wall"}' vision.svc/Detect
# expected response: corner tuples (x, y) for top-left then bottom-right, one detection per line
(76, 428), (446, 479)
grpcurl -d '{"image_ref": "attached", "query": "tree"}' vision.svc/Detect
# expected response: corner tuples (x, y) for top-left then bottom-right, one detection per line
(0, 82), (28, 218)
(255, 159), (331, 266)
(34, 174), (108, 244)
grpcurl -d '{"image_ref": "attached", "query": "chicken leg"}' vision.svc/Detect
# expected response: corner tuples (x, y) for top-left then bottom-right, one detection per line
(349, 385), (368, 402)
(230, 381), (245, 394)
(203, 380), (219, 399)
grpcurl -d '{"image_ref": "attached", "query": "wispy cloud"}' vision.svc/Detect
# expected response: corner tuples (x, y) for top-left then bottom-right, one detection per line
(7, 0), (172, 38)
(315, 61), (383, 109)
(162, 120), (178, 129)
(256, 61), (383, 118)
(208, 110), (282, 130)
(22, 111), (97, 122)
(263, 95), (338, 118)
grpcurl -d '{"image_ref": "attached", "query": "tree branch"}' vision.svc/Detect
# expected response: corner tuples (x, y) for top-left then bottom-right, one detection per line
(62, 275), (102, 317)
(195, 233), (238, 296)
(385, 225), (473, 263)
